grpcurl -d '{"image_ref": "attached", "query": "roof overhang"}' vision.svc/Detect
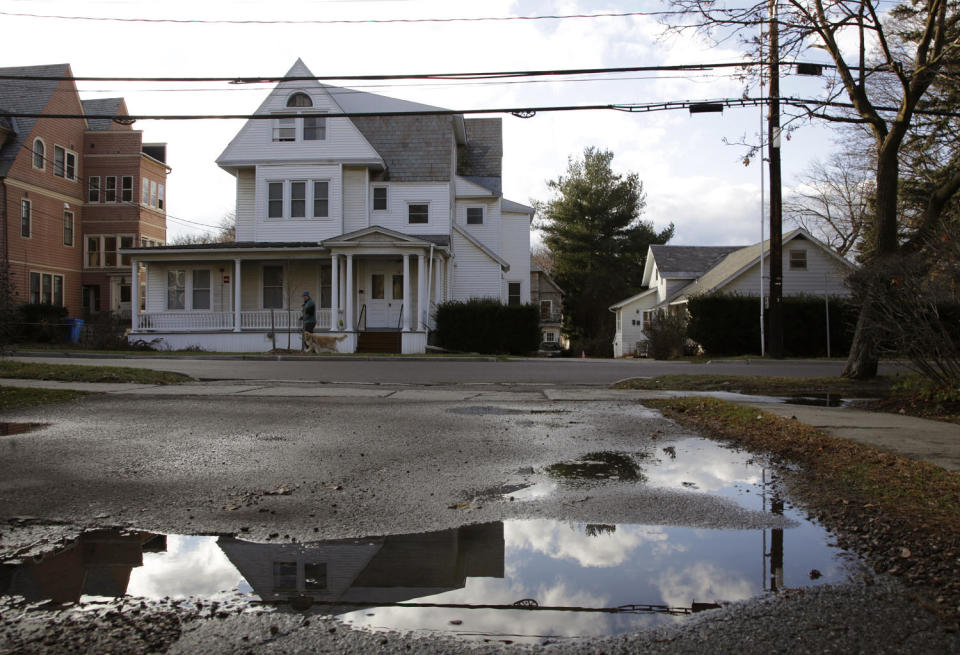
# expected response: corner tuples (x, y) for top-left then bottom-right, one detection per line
(609, 287), (657, 311)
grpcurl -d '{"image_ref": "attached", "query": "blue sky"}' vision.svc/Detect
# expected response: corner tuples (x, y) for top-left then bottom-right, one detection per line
(2, 0), (846, 246)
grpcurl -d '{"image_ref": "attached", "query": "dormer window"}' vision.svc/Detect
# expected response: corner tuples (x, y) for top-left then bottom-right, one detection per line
(272, 92), (326, 142)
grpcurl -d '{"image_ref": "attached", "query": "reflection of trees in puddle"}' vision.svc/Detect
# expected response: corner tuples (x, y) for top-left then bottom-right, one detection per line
(545, 452), (646, 483)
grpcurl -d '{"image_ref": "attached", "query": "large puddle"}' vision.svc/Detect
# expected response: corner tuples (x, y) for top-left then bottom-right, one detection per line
(0, 437), (864, 643)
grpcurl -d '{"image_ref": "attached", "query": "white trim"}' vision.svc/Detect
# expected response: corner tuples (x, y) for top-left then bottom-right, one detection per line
(53, 144), (78, 181)
(466, 205), (485, 225)
(28, 269), (65, 306)
(407, 200), (430, 225)
(32, 138), (46, 171)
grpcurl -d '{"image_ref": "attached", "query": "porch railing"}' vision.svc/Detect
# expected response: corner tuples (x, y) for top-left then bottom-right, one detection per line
(135, 309), (332, 331)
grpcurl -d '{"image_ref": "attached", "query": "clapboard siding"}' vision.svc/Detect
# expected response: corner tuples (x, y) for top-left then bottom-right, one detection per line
(253, 164), (342, 241)
(500, 209), (530, 303)
(455, 199), (500, 250)
(451, 230), (501, 300)
(342, 167), (367, 233)
(235, 168), (255, 241)
(367, 183), (449, 235)
(723, 246), (851, 297)
(218, 86), (382, 165)
(612, 293), (660, 357)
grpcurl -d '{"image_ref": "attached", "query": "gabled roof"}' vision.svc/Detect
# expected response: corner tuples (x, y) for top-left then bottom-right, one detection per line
(609, 287), (657, 310)
(669, 228), (854, 303)
(323, 225), (449, 249)
(0, 63), (71, 177)
(502, 198), (534, 214)
(81, 98), (126, 130)
(650, 244), (744, 277)
(452, 224), (509, 271)
(530, 260), (564, 297)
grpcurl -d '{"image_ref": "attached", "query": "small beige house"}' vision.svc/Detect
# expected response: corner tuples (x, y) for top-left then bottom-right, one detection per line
(610, 229), (853, 357)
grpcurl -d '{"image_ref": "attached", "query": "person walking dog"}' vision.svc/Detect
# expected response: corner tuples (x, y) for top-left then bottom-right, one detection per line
(301, 290), (317, 340)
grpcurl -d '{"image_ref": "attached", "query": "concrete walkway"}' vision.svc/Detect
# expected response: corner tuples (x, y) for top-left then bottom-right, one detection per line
(3, 377), (958, 472)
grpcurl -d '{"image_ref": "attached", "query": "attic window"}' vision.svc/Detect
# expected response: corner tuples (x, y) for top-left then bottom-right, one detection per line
(286, 93), (312, 108)
(789, 249), (807, 270)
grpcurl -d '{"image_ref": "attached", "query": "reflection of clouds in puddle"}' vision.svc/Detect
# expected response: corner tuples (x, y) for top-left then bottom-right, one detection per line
(646, 439), (762, 496)
(127, 536), (247, 599)
(341, 577), (634, 640)
(656, 561), (758, 608)
(507, 520), (667, 568)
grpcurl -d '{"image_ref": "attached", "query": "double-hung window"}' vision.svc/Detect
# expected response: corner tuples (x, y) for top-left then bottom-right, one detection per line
(167, 270), (186, 310)
(142, 177), (150, 204)
(54, 146), (76, 180)
(63, 211), (74, 246)
(313, 181), (329, 217)
(158, 184), (165, 210)
(121, 176), (133, 202)
(150, 181), (158, 207)
(192, 270), (211, 310)
(33, 139), (45, 170)
(88, 176), (100, 203)
(267, 182), (284, 218)
(290, 182), (307, 218)
(272, 116), (296, 142)
(303, 116), (326, 140)
(508, 282), (521, 306)
(20, 200), (30, 238)
(372, 187), (387, 211)
(262, 265), (284, 309)
(29, 272), (64, 305)
(104, 176), (117, 203)
(789, 249), (807, 270)
(408, 203), (428, 224)
(467, 207), (484, 225)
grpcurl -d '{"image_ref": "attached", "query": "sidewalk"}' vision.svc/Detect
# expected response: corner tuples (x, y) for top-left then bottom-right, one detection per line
(3, 377), (958, 472)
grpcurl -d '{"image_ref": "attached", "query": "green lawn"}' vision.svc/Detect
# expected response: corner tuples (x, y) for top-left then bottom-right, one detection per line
(0, 360), (192, 385)
(612, 374), (895, 396)
(0, 386), (91, 412)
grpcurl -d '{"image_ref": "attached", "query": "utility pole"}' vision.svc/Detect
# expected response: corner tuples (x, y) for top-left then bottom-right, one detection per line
(767, 0), (784, 358)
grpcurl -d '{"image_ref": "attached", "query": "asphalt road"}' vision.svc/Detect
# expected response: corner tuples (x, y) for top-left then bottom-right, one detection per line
(10, 354), (908, 385)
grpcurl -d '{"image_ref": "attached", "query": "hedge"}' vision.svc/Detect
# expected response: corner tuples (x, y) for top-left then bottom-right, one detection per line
(686, 292), (858, 357)
(435, 298), (540, 355)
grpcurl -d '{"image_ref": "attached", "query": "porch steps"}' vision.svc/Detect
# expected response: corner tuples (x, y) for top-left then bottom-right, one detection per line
(357, 330), (401, 354)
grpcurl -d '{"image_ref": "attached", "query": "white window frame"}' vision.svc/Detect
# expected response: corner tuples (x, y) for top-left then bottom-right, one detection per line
(190, 269), (212, 311)
(63, 210), (74, 247)
(272, 114), (297, 142)
(150, 180), (158, 207)
(84, 233), (137, 269)
(121, 176), (133, 203)
(372, 186), (388, 211)
(267, 181), (285, 219)
(53, 145), (77, 181)
(104, 175), (117, 203)
(166, 267), (215, 312)
(303, 114), (326, 141)
(290, 180), (307, 218)
(789, 249), (808, 270)
(507, 281), (522, 306)
(20, 199), (30, 238)
(466, 206), (484, 225)
(32, 138), (45, 170)
(312, 179), (330, 218)
(407, 202), (429, 225)
(158, 183), (165, 210)
(544, 331), (557, 343)
(88, 176), (100, 203)
(261, 264), (285, 310)
(167, 269), (186, 310)
(29, 271), (64, 306)
(142, 177), (150, 204)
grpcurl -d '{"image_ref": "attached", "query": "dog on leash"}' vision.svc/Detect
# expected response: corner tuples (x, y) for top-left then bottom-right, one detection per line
(303, 331), (348, 354)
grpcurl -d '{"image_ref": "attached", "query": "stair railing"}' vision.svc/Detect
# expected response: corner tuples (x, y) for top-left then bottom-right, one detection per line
(397, 304), (404, 329)
(356, 304), (366, 331)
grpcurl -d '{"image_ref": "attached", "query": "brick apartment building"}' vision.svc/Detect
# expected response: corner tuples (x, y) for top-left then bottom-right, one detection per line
(0, 63), (168, 320)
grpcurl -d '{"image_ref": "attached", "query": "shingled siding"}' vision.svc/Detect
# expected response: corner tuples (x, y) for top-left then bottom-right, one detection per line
(458, 118), (502, 178)
(352, 116), (453, 181)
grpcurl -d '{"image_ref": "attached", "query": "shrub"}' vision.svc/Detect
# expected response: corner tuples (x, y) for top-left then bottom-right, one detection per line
(645, 309), (688, 359)
(17, 303), (69, 343)
(569, 334), (613, 358)
(79, 312), (131, 350)
(435, 299), (540, 355)
(687, 292), (857, 357)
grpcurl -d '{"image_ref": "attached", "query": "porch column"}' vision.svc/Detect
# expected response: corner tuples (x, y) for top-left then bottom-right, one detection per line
(417, 253), (425, 331)
(402, 254), (411, 332)
(130, 259), (139, 331)
(435, 257), (444, 303)
(233, 259), (242, 331)
(345, 254), (354, 331)
(330, 254), (339, 330)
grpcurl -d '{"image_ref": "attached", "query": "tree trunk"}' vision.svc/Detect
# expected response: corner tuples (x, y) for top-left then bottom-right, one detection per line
(842, 141), (901, 379)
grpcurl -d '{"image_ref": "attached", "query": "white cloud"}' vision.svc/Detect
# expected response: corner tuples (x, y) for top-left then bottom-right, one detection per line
(126, 535), (246, 599)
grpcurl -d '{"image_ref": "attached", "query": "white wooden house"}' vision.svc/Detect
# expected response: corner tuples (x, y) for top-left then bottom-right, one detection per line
(123, 60), (532, 353)
(610, 229), (853, 357)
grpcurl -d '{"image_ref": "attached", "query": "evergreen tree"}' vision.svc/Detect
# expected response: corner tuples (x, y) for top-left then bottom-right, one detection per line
(537, 148), (673, 354)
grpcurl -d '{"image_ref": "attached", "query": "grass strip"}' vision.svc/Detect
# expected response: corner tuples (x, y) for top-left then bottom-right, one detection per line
(0, 387), (91, 412)
(647, 396), (960, 622)
(613, 374), (895, 396)
(0, 361), (192, 385)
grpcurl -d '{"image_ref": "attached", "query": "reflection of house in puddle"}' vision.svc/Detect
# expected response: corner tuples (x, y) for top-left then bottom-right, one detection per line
(217, 523), (504, 608)
(0, 530), (165, 603)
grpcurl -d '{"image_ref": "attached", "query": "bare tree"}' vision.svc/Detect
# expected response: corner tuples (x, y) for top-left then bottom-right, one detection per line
(785, 150), (872, 258)
(530, 243), (555, 274)
(168, 211), (237, 245)
(664, 0), (960, 378)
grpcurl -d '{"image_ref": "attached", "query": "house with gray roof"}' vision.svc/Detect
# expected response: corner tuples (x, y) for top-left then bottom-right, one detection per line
(124, 60), (532, 354)
(609, 229), (853, 357)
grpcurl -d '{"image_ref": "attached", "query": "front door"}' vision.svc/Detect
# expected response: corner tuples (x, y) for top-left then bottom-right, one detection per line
(365, 263), (403, 328)
(111, 277), (131, 317)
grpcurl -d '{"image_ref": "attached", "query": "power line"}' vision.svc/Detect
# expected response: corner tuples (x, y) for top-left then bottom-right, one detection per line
(4, 96), (959, 121)
(0, 9), (679, 26)
(0, 61), (816, 83)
